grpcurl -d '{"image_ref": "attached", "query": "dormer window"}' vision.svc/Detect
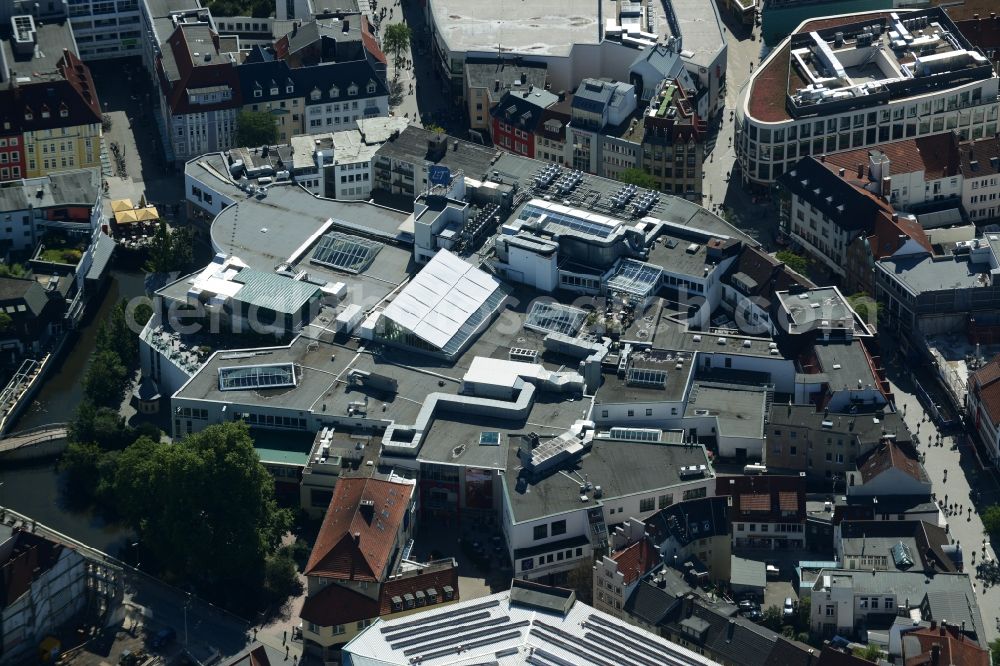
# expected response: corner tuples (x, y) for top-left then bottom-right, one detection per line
(41, 106), (50, 119)
(286, 78), (294, 94)
(254, 84), (262, 98)
(329, 85), (339, 98)
(59, 105), (68, 118)
(23, 110), (32, 121)
(348, 83), (358, 97)
(310, 87), (321, 101)
(270, 80), (279, 95)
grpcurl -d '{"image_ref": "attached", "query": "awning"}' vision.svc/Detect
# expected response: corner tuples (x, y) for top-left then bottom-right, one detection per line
(111, 198), (134, 212)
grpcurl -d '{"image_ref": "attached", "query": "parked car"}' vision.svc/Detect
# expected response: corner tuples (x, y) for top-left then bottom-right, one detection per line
(150, 627), (176, 650)
(783, 597), (795, 618)
(738, 599), (762, 620)
(766, 564), (780, 578)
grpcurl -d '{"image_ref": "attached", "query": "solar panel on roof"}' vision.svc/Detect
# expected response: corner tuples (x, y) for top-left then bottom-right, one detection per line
(310, 231), (382, 274)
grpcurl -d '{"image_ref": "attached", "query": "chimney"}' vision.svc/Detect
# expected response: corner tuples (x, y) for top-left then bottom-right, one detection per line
(353, 531), (361, 545)
(892, 213), (898, 222)
(839, 167), (845, 177)
(292, 21), (298, 37)
(494, 78), (500, 91)
(930, 643), (941, 666)
(857, 163), (864, 179)
(727, 619), (736, 642)
(343, 19), (349, 32)
(820, 154), (826, 162)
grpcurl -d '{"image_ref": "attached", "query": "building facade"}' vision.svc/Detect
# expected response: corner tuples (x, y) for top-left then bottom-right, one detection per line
(736, 8), (1000, 186)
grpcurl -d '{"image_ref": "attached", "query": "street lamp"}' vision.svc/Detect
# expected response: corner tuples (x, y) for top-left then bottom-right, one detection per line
(184, 592), (192, 648)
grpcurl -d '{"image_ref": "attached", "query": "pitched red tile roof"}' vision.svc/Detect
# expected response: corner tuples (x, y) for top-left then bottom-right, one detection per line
(824, 133), (961, 183)
(379, 564), (459, 615)
(611, 538), (659, 585)
(858, 439), (928, 484)
(740, 494), (771, 513)
(305, 478), (413, 582)
(868, 210), (933, 260)
(300, 563), (459, 627)
(360, 17), (386, 65)
(970, 355), (1000, 426)
(719, 475), (806, 523)
(903, 622), (989, 666)
(300, 581), (380, 626)
(158, 25), (243, 115)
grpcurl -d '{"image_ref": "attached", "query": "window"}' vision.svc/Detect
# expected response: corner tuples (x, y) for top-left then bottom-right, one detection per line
(639, 497), (655, 512)
(331, 625), (345, 636)
(356, 619), (373, 631)
(825, 605), (835, 617)
(551, 519), (566, 536)
(859, 598), (868, 608)
(521, 557), (534, 571)
(683, 487), (707, 501)
(884, 598), (894, 610)
(533, 524), (548, 540)
(658, 494), (673, 509)
(627, 409), (634, 417)
(254, 89), (262, 98)
(645, 408), (653, 416)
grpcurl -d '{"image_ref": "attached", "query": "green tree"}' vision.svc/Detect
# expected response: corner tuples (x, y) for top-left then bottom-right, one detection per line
(146, 222), (194, 275)
(70, 403), (136, 451)
(776, 250), (809, 276)
(114, 423), (292, 609)
(618, 167), (658, 190)
(848, 292), (883, 329)
(96, 300), (139, 367)
(0, 311), (13, 333)
(852, 643), (883, 662)
(982, 505), (1000, 537)
(0, 263), (29, 278)
(989, 638), (1000, 666)
(383, 23), (412, 70)
(82, 350), (130, 409)
(263, 550), (303, 606)
(235, 110), (278, 147)
(761, 605), (783, 630)
(61, 441), (104, 505)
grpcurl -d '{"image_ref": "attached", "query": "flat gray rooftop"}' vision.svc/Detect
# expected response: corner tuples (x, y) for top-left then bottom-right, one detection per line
(1, 19), (77, 86)
(427, 0), (608, 58)
(657, 0), (727, 68)
(684, 381), (767, 439)
(376, 125), (499, 178)
(768, 404), (910, 443)
(812, 341), (878, 393)
(175, 336), (357, 409)
(777, 286), (855, 332)
(595, 348), (694, 405)
(880, 253), (993, 294)
(503, 438), (712, 523)
(417, 395), (586, 471)
(209, 184), (414, 309)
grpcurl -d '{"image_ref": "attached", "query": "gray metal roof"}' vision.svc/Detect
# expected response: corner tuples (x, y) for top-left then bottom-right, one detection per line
(730, 555), (766, 589)
(812, 341), (878, 392)
(85, 233), (116, 282)
(0, 169), (99, 213)
(233, 267), (319, 314)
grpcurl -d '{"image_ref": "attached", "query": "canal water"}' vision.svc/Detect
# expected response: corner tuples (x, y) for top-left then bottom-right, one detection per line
(0, 270), (146, 555)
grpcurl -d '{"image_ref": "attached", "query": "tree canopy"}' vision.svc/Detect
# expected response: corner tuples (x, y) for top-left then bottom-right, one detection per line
(145, 221), (194, 275)
(618, 168), (658, 190)
(383, 23), (412, 69)
(235, 110), (278, 147)
(776, 250), (809, 276)
(982, 505), (1000, 537)
(114, 422), (292, 604)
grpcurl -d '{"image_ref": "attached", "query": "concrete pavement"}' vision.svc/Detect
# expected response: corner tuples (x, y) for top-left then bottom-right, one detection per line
(881, 348), (1000, 641)
(701, 17), (780, 250)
